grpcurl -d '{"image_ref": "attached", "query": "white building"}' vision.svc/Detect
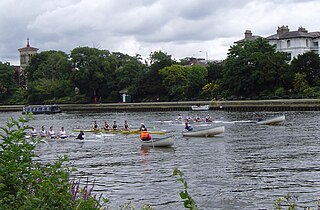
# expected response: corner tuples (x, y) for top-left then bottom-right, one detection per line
(239, 25), (320, 60)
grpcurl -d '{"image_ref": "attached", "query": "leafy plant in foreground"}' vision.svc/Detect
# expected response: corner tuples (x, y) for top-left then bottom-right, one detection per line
(173, 168), (198, 210)
(0, 115), (104, 209)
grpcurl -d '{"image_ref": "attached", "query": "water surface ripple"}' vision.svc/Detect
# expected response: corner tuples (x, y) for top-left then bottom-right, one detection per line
(1, 110), (320, 209)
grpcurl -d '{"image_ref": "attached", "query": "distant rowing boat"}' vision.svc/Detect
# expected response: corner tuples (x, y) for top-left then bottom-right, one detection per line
(72, 129), (166, 135)
(256, 115), (285, 125)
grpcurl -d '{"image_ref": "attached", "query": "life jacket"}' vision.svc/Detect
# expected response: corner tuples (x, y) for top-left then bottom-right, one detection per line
(140, 131), (151, 140)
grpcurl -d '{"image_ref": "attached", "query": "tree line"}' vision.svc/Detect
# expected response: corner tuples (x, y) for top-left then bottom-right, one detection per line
(1, 37), (320, 104)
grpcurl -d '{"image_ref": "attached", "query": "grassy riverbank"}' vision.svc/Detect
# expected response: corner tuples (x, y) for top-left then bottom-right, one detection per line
(2, 98), (320, 112)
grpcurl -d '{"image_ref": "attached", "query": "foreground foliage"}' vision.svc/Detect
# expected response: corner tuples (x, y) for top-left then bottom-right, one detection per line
(173, 168), (198, 210)
(0, 115), (104, 209)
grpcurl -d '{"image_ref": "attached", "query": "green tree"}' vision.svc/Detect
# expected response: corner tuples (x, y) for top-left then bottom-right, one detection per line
(159, 64), (208, 100)
(293, 72), (309, 94)
(26, 50), (72, 82)
(0, 62), (16, 101)
(25, 51), (73, 104)
(222, 38), (289, 98)
(27, 79), (73, 104)
(159, 65), (188, 100)
(114, 53), (146, 101)
(207, 60), (224, 83)
(135, 51), (175, 101)
(290, 51), (320, 86)
(70, 47), (114, 102)
(186, 65), (208, 99)
(202, 83), (220, 100)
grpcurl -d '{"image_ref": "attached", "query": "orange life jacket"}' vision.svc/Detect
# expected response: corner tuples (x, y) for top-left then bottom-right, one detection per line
(140, 131), (151, 140)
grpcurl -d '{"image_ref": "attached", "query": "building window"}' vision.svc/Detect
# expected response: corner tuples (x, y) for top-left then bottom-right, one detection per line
(287, 40), (291, 48)
(20, 55), (27, 64)
(314, 42), (319, 47)
(306, 39), (309, 47)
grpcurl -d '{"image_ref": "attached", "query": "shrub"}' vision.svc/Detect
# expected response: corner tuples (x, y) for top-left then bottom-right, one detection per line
(0, 115), (103, 209)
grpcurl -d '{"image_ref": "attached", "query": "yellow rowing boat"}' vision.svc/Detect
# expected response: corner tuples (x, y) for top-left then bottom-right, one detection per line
(72, 129), (165, 135)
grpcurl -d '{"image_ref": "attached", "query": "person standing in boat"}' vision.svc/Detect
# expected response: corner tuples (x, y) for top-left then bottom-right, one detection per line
(59, 127), (68, 139)
(123, 120), (130, 130)
(112, 121), (118, 130)
(140, 127), (152, 141)
(48, 126), (56, 139)
(39, 126), (47, 138)
(30, 127), (38, 138)
(103, 121), (110, 130)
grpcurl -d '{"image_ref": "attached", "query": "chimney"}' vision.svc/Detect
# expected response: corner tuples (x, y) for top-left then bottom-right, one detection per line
(298, 26), (308, 33)
(244, 30), (252, 40)
(277, 25), (289, 34)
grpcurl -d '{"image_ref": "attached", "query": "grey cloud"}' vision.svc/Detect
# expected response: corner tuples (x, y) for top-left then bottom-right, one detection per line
(1, 0), (320, 64)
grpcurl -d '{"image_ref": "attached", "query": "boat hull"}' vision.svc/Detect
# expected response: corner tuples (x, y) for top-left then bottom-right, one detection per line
(182, 126), (225, 137)
(256, 115), (285, 125)
(140, 136), (174, 147)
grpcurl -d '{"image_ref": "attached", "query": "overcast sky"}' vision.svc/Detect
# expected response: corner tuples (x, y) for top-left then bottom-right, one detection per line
(1, 0), (319, 65)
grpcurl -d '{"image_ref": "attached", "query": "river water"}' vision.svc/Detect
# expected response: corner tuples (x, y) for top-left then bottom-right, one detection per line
(1, 110), (320, 210)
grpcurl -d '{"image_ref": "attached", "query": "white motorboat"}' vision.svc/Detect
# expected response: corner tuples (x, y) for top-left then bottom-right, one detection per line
(191, 105), (210, 111)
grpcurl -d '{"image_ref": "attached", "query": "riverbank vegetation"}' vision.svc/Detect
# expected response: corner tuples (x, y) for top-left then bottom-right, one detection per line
(1, 38), (320, 104)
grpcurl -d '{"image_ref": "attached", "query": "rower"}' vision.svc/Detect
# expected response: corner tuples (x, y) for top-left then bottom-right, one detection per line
(139, 123), (146, 131)
(59, 127), (68, 139)
(112, 121), (118, 130)
(103, 121), (110, 130)
(48, 126), (56, 139)
(92, 120), (99, 130)
(123, 120), (129, 130)
(39, 126), (47, 138)
(140, 127), (152, 141)
(76, 131), (85, 140)
(185, 122), (193, 131)
(30, 127), (38, 138)
(205, 114), (212, 122)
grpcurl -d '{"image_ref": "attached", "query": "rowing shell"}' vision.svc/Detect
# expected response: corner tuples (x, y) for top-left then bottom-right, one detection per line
(72, 129), (165, 135)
